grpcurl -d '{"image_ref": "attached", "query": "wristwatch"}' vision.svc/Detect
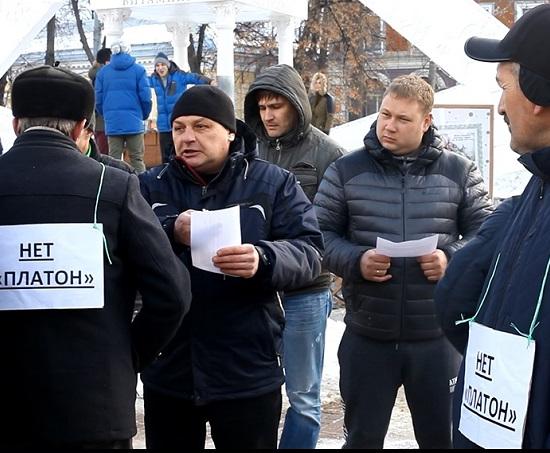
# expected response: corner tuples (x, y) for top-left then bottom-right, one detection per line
(255, 245), (270, 267)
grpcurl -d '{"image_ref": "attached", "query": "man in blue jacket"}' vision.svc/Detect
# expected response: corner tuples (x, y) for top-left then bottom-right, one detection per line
(139, 85), (324, 449)
(449, 4), (550, 448)
(149, 52), (212, 163)
(95, 41), (151, 173)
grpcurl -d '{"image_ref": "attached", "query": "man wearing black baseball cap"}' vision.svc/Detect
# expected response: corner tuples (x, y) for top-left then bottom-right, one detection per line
(442, 4), (550, 449)
(0, 65), (191, 448)
(138, 85), (324, 449)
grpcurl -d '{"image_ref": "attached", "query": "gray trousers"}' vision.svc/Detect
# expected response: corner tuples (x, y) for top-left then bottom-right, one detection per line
(108, 133), (145, 173)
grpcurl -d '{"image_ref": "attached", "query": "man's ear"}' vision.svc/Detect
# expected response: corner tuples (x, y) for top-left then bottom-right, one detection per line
(534, 104), (545, 116)
(423, 113), (433, 133)
(70, 119), (87, 142)
(12, 118), (21, 136)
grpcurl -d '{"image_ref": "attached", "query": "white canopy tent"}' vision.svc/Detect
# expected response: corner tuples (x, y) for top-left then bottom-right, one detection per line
(89, 0), (308, 100)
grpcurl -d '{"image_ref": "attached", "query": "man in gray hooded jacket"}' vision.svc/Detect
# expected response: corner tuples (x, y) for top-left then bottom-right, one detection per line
(244, 64), (344, 449)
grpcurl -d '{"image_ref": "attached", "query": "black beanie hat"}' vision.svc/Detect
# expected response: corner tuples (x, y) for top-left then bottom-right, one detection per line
(171, 85), (236, 132)
(12, 65), (95, 122)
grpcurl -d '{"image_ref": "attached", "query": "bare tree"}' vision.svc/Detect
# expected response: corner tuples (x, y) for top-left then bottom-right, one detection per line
(71, 0), (94, 64)
(0, 71), (8, 107)
(45, 16), (56, 66)
(188, 24), (208, 74)
(295, 0), (388, 121)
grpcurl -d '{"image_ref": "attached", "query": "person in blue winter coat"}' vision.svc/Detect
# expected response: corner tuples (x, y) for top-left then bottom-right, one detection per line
(149, 52), (212, 163)
(435, 196), (519, 354)
(138, 85), (324, 450)
(95, 41), (152, 173)
(450, 4), (550, 448)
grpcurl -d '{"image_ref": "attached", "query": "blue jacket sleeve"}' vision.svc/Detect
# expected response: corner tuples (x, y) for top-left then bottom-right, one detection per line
(137, 68), (152, 120)
(185, 71), (211, 85)
(255, 172), (324, 291)
(435, 196), (518, 353)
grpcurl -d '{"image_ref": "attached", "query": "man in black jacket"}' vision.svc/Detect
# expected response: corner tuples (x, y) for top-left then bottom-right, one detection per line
(139, 85), (323, 449)
(314, 74), (493, 449)
(244, 64), (344, 449)
(0, 65), (191, 449)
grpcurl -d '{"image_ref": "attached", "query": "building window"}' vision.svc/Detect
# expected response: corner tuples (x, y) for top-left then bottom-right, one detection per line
(516, 1), (545, 18)
(479, 2), (495, 14)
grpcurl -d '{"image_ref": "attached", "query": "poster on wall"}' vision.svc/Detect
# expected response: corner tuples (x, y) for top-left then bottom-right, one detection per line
(432, 105), (494, 197)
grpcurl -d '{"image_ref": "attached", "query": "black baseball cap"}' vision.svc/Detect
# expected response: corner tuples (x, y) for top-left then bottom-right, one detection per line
(464, 4), (550, 106)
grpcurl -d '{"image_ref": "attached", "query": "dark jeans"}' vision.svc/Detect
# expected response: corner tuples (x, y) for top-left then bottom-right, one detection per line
(339, 329), (461, 449)
(143, 386), (282, 449)
(159, 131), (174, 163)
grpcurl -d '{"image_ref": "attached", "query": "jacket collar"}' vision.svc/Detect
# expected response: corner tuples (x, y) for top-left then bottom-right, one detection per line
(14, 128), (79, 153)
(363, 121), (443, 166)
(519, 147), (550, 180)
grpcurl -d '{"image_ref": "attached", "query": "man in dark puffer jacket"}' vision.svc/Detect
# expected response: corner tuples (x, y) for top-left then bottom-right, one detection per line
(314, 74), (493, 449)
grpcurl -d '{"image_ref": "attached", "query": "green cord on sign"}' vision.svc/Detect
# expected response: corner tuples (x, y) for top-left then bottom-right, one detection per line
(93, 163), (112, 265)
(455, 251), (548, 347)
(455, 254), (501, 326)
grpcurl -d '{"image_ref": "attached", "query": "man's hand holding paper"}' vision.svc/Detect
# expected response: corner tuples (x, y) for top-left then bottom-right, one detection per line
(366, 235), (445, 282)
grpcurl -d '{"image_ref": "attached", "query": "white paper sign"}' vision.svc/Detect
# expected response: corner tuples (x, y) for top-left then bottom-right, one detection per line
(190, 206), (242, 274)
(375, 235), (438, 258)
(459, 322), (535, 449)
(0, 224), (105, 310)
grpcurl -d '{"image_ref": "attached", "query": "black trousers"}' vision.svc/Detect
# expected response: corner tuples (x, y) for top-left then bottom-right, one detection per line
(0, 438), (132, 449)
(338, 329), (462, 449)
(159, 132), (174, 164)
(143, 386), (282, 449)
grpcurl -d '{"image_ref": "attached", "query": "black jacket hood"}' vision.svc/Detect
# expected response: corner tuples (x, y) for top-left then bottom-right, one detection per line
(244, 64), (312, 146)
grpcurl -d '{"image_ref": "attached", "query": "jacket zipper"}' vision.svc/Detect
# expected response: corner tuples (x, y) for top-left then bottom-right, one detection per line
(399, 174), (407, 348)
(275, 139), (282, 165)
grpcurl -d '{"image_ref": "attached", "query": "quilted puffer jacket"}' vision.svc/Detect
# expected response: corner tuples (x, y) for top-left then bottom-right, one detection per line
(314, 122), (493, 341)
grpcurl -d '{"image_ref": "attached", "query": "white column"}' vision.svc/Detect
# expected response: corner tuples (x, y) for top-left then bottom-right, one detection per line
(214, 1), (237, 102)
(274, 16), (296, 66)
(167, 22), (191, 71)
(96, 8), (130, 46)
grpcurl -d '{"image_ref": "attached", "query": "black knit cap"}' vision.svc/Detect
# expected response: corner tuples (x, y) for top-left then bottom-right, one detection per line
(171, 85), (236, 132)
(12, 65), (95, 122)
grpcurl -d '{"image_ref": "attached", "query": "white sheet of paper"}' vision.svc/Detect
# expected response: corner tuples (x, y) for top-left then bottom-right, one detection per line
(459, 322), (535, 449)
(375, 235), (438, 258)
(190, 206), (242, 274)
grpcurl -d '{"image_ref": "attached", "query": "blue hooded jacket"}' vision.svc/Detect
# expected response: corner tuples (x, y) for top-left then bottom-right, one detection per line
(95, 52), (152, 136)
(149, 62), (210, 133)
(451, 147), (550, 448)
